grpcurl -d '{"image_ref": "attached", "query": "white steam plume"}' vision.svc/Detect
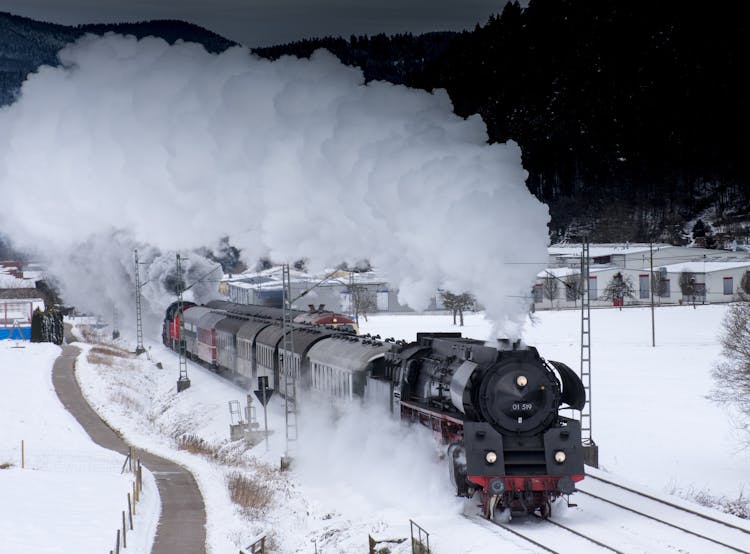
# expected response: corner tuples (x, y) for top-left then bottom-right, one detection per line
(0, 33), (548, 337)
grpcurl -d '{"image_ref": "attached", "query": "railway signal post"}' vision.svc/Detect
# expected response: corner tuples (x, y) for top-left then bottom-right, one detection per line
(254, 376), (273, 451)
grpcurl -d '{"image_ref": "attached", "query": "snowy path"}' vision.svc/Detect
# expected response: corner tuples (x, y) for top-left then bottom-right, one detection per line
(52, 344), (207, 554)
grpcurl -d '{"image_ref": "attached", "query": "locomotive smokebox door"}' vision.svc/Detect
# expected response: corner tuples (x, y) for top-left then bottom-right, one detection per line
(543, 419), (584, 475)
(464, 421), (506, 476)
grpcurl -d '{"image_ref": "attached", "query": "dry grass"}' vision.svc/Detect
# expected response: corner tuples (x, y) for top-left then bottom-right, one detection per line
(87, 344), (134, 366)
(176, 434), (220, 457)
(693, 489), (748, 519)
(173, 434), (262, 469)
(227, 471), (274, 513)
(0, 462), (13, 469)
(109, 391), (144, 413)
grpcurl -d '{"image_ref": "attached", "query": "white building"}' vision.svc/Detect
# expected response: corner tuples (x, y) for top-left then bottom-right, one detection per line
(535, 243), (750, 309)
(222, 266), (439, 314)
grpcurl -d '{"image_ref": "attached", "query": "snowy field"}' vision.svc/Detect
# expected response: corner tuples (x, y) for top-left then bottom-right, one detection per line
(0, 341), (159, 554)
(1, 303), (749, 553)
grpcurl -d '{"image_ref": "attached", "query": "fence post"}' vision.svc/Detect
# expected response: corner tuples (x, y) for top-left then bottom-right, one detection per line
(122, 511), (127, 549)
(409, 520), (430, 554)
(132, 482), (137, 515)
(127, 493), (133, 529)
(115, 529), (121, 554)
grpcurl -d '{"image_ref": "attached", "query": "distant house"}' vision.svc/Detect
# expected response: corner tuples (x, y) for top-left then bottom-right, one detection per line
(222, 266), (437, 315)
(0, 288), (45, 339)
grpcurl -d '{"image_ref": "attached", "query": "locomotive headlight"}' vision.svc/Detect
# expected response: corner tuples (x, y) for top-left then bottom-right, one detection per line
(516, 375), (528, 387)
(485, 451), (498, 464)
(554, 450), (567, 464)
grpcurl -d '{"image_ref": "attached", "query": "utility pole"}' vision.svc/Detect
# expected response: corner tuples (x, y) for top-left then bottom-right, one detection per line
(280, 263), (297, 469)
(176, 254), (191, 392)
(134, 249), (146, 355)
(650, 242), (656, 347)
(112, 304), (120, 340)
(579, 238), (598, 467)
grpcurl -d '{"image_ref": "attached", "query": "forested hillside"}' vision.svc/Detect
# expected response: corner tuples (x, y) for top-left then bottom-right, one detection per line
(2, 2), (748, 245)
(256, 1), (750, 245)
(0, 11), (234, 106)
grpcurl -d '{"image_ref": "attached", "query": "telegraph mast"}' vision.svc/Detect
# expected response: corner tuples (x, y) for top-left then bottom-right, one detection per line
(176, 253), (191, 392)
(579, 238), (598, 467)
(281, 263), (297, 468)
(134, 249), (146, 355)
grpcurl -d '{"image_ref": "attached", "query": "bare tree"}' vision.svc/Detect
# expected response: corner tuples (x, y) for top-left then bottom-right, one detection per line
(349, 285), (377, 322)
(439, 290), (476, 326)
(652, 272), (668, 303)
(542, 278), (560, 308)
(711, 301), (750, 445)
(679, 271), (697, 303)
(740, 272), (750, 297)
(564, 273), (583, 306)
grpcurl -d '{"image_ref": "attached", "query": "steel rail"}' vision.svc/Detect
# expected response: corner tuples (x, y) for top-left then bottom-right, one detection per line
(584, 473), (750, 536)
(577, 489), (749, 554)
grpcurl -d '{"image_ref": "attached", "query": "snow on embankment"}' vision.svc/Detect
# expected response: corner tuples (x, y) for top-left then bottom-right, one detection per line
(0, 341), (157, 553)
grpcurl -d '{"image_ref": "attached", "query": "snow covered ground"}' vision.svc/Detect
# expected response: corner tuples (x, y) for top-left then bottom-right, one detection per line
(0, 341), (158, 554)
(1, 303), (749, 553)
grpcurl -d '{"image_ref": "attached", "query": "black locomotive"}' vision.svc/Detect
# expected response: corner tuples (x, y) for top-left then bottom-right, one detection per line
(386, 333), (586, 519)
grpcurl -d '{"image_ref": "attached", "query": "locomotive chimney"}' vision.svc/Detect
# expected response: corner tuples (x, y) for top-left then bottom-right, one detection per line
(308, 304), (315, 312)
(318, 304), (325, 311)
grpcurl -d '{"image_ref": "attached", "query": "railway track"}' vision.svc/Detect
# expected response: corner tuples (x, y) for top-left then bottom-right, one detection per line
(467, 472), (750, 553)
(576, 471), (750, 553)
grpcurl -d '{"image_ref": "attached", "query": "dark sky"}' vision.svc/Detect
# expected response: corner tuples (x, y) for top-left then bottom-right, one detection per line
(3, 0), (514, 47)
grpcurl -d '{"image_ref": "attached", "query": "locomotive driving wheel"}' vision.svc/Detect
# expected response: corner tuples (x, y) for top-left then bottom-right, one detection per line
(539, 500), (551, 519)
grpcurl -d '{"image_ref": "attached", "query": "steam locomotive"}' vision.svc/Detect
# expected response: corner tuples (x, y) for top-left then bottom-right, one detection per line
(162, 300), (586, 519)
(387, 333), (586, 519)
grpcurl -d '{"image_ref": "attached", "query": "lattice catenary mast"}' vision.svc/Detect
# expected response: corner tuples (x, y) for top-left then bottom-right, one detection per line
(133, 249), (146, 355)
(280, 264), (298, 468)
(176, 253), (191, 392)
(579, 238), (598, 467)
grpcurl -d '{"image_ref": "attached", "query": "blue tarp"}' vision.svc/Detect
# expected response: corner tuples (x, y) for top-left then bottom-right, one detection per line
(0, 327), (30, 340)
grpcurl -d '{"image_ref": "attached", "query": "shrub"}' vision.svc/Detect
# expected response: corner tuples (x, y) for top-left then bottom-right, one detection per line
(227, 472), (274, 513)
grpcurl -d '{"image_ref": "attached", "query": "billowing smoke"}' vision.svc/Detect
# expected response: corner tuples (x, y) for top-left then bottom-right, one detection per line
(0, 33), (548, 337)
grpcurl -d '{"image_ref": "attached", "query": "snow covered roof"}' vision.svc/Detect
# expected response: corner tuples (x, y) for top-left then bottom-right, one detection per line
(0, 288), (44, 300)
(658, 261), (750, 273)
(536, 267), (579, 279)
(226, 266), (389, 290)
(549, 243), (672, 258)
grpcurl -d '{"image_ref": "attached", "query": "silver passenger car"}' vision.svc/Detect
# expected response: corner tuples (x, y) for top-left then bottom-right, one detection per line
(306, 336), (393, 401)
(277, 326), (337, 393)
(255, 325), (288, 390)
(215, 316), (246, 373)
(181, 306), (211, 359)
(236, 318), (275, 382)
